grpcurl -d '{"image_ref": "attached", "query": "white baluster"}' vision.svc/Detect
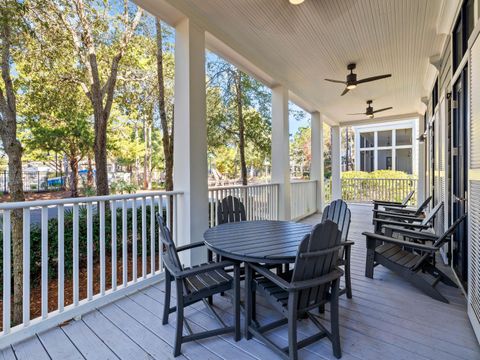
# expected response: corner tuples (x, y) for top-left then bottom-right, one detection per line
(122, 199), (127, 287)
(23, 208), (31, 325)
(111, 200), (117, 291)
(73, 204), (79, 305)
(99, 201), (105, 295)
(150, 197), (155, 274)
(57, 205), (64, 313)
(41, 206), (48, 318)
(141, 197), (147, 279)
(87, 202), (93, 300)
(132, 198), (137, 282)
(3, 210), (11, 333)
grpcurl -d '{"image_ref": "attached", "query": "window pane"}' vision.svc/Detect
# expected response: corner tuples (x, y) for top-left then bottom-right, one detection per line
(377, 149), (392, 170)
(453, 17), (463, 70)
(396, 148), (413, 174)
(466, 0), (474, 41)
(396, 128), (412, 146)
(360, 150), (374, 172)
(377, 130), (392, 147)
(360, 132), (374, 148)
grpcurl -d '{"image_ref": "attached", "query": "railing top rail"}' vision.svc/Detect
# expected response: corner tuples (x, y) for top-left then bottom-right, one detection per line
(208, 183), (280, 191)
(0, 190), (184, 210)
(341, 178), (417, 181)
(290, 179), (317, 184)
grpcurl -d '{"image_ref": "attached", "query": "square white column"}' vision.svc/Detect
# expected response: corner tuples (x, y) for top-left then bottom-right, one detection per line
(271, 85), (291, 220)
(310, 111), (325, 212)
(173, 18), (208, 265)
(331, 125), (342, 200)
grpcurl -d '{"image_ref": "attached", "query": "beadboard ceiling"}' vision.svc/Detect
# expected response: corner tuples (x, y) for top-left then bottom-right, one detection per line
(138, 0), (456, 124)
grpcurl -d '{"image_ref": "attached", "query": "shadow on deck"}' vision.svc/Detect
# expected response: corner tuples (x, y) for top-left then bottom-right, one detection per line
(2, 204), (479, 360)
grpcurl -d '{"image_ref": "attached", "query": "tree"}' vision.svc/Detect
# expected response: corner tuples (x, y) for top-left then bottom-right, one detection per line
(156, 18), (174, 191)
(0, 0), (26, 324)
(45, 0), (143, 195)
(18, 11), (94, 197)
(206, 54), (271, 183)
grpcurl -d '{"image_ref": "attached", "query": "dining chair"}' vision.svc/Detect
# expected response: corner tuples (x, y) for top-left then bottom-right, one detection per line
(158, 214), (241, 357)
(217, 195), (247, 224)
(245, 220), (344, 359)
(321, 199), (354, 298)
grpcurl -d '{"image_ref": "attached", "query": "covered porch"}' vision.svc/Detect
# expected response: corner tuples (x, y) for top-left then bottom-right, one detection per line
(2, 204), (478, 360)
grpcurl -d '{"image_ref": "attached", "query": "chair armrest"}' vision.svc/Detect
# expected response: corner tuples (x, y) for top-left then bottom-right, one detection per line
(342, 240), (355, 247)
(249, 263), (292, 290)
(381, 226), (438, 241)
(176, 241), (205, 252)
(373, 218), (430, 229)
(362, 232), (437, 252)
(382, 207), (419, 214)
(372, 200), (405, 207)
(176, 260), (237, 279)
(374, 212), (424, 222)
(289, 269), (343, 291)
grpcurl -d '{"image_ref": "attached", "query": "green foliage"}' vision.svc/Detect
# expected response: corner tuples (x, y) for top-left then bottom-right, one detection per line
(110, 179), (138, 194)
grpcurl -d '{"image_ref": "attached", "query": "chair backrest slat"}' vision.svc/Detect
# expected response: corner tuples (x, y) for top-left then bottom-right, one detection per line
(433, 213), (468, 248)
(217, 196), (247, 224)
(421, 201), (443, 226)
(292, 220), (342, 310)
(157, 214), (182, 274)
(414, 196), (432, 216)
(402, 190), (415, 205)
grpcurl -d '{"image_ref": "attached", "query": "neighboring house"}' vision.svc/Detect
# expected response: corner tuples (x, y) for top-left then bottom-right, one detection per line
(352, 119), (418, 175)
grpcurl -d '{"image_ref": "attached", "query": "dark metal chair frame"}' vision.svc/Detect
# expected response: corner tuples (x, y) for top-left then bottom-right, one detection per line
(321, 199), (354, 298)
(158, 214), (241, 357)
(245, 220), (345, 360)
(363, 213), (467, 303)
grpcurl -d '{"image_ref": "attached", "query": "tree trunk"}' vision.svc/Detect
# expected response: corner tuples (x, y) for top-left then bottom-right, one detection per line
(87, 155), (94, 187)
(156, 18), (173, 192)
(69, 157), (79, 197)
(235, 70), (247, 185)
(0, 16), (25, 325)
(93, 109), (109, 195)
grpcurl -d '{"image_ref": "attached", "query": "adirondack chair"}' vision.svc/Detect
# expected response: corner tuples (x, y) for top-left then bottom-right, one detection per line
(373, 201), (443, 234)
(363, 213), (467, 303)
(372, 190), (415, 212)
(375, 195), (432, 216)
(217, 195), (247, 224)
(158, 214), (241, 357)
(245, 220), (344, 359)
(321, 199), (354, 298)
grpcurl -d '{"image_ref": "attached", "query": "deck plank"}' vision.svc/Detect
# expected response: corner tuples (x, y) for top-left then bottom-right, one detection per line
(0, 346), (16, 360)
(12, 336), (50, 360)
(37, 327), (84, 360)
(62, 317), (119, 360)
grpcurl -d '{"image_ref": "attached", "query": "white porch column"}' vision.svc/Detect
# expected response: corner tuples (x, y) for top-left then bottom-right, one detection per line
(271, 85), (291, 220)
(331, 125), (342, 200)
(311, 111), (325, 212)
(173, 18), (208, 265)
(417, 115), (426, 204)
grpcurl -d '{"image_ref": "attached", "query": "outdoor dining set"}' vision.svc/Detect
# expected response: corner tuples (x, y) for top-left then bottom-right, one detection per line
(158, 191), (466, 360)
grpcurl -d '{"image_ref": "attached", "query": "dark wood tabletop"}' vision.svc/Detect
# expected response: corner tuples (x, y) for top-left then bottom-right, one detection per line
(203, 220), (312, 264)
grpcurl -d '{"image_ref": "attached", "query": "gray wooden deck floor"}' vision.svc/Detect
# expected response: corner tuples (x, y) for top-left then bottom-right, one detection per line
(1, 204), (479, 360)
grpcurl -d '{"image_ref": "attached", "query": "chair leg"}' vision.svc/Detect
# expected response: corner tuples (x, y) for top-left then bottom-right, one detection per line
(287, 292), (299, 360)
(234, 264), (241, 341)
(330, 280), (342, 359)
(365, 248), (375, 279)
(344, 246), (352, 298)
(318, 304), (325, 314)
(163, 271), (171, 325)
(245, 264), (253, 340)
(174, 280), (184, 357)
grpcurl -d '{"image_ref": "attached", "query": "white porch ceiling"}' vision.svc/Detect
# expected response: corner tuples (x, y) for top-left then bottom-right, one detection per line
(138, 0), (457, 124)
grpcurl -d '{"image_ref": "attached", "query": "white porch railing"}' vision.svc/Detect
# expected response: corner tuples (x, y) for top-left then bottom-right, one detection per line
(340, 177), (417, 204)
(290, 180), (317, 221)
(208, 183), (279, 227)
(0, 191), (182, 347)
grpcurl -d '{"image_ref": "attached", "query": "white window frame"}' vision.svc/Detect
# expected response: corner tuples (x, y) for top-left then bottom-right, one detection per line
(354, 119), (418, 174)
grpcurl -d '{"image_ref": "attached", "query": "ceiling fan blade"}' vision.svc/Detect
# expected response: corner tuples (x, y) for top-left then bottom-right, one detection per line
(373, 107), (393, 113)
(355, 74), (392, 85)
(341, 87), (350, 96)
(348, 112), (366, 115)
(325, 78), (346, 84)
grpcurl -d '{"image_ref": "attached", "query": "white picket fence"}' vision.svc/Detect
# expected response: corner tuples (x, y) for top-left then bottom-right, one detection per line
(0, 191), (181, 347)
(290, 180), (317, 221)
(208, 183), (279, 226)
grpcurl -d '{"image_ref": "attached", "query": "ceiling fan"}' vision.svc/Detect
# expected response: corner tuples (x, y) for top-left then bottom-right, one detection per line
(348, 100), (392, 119)
(325, 63), (391, 96)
